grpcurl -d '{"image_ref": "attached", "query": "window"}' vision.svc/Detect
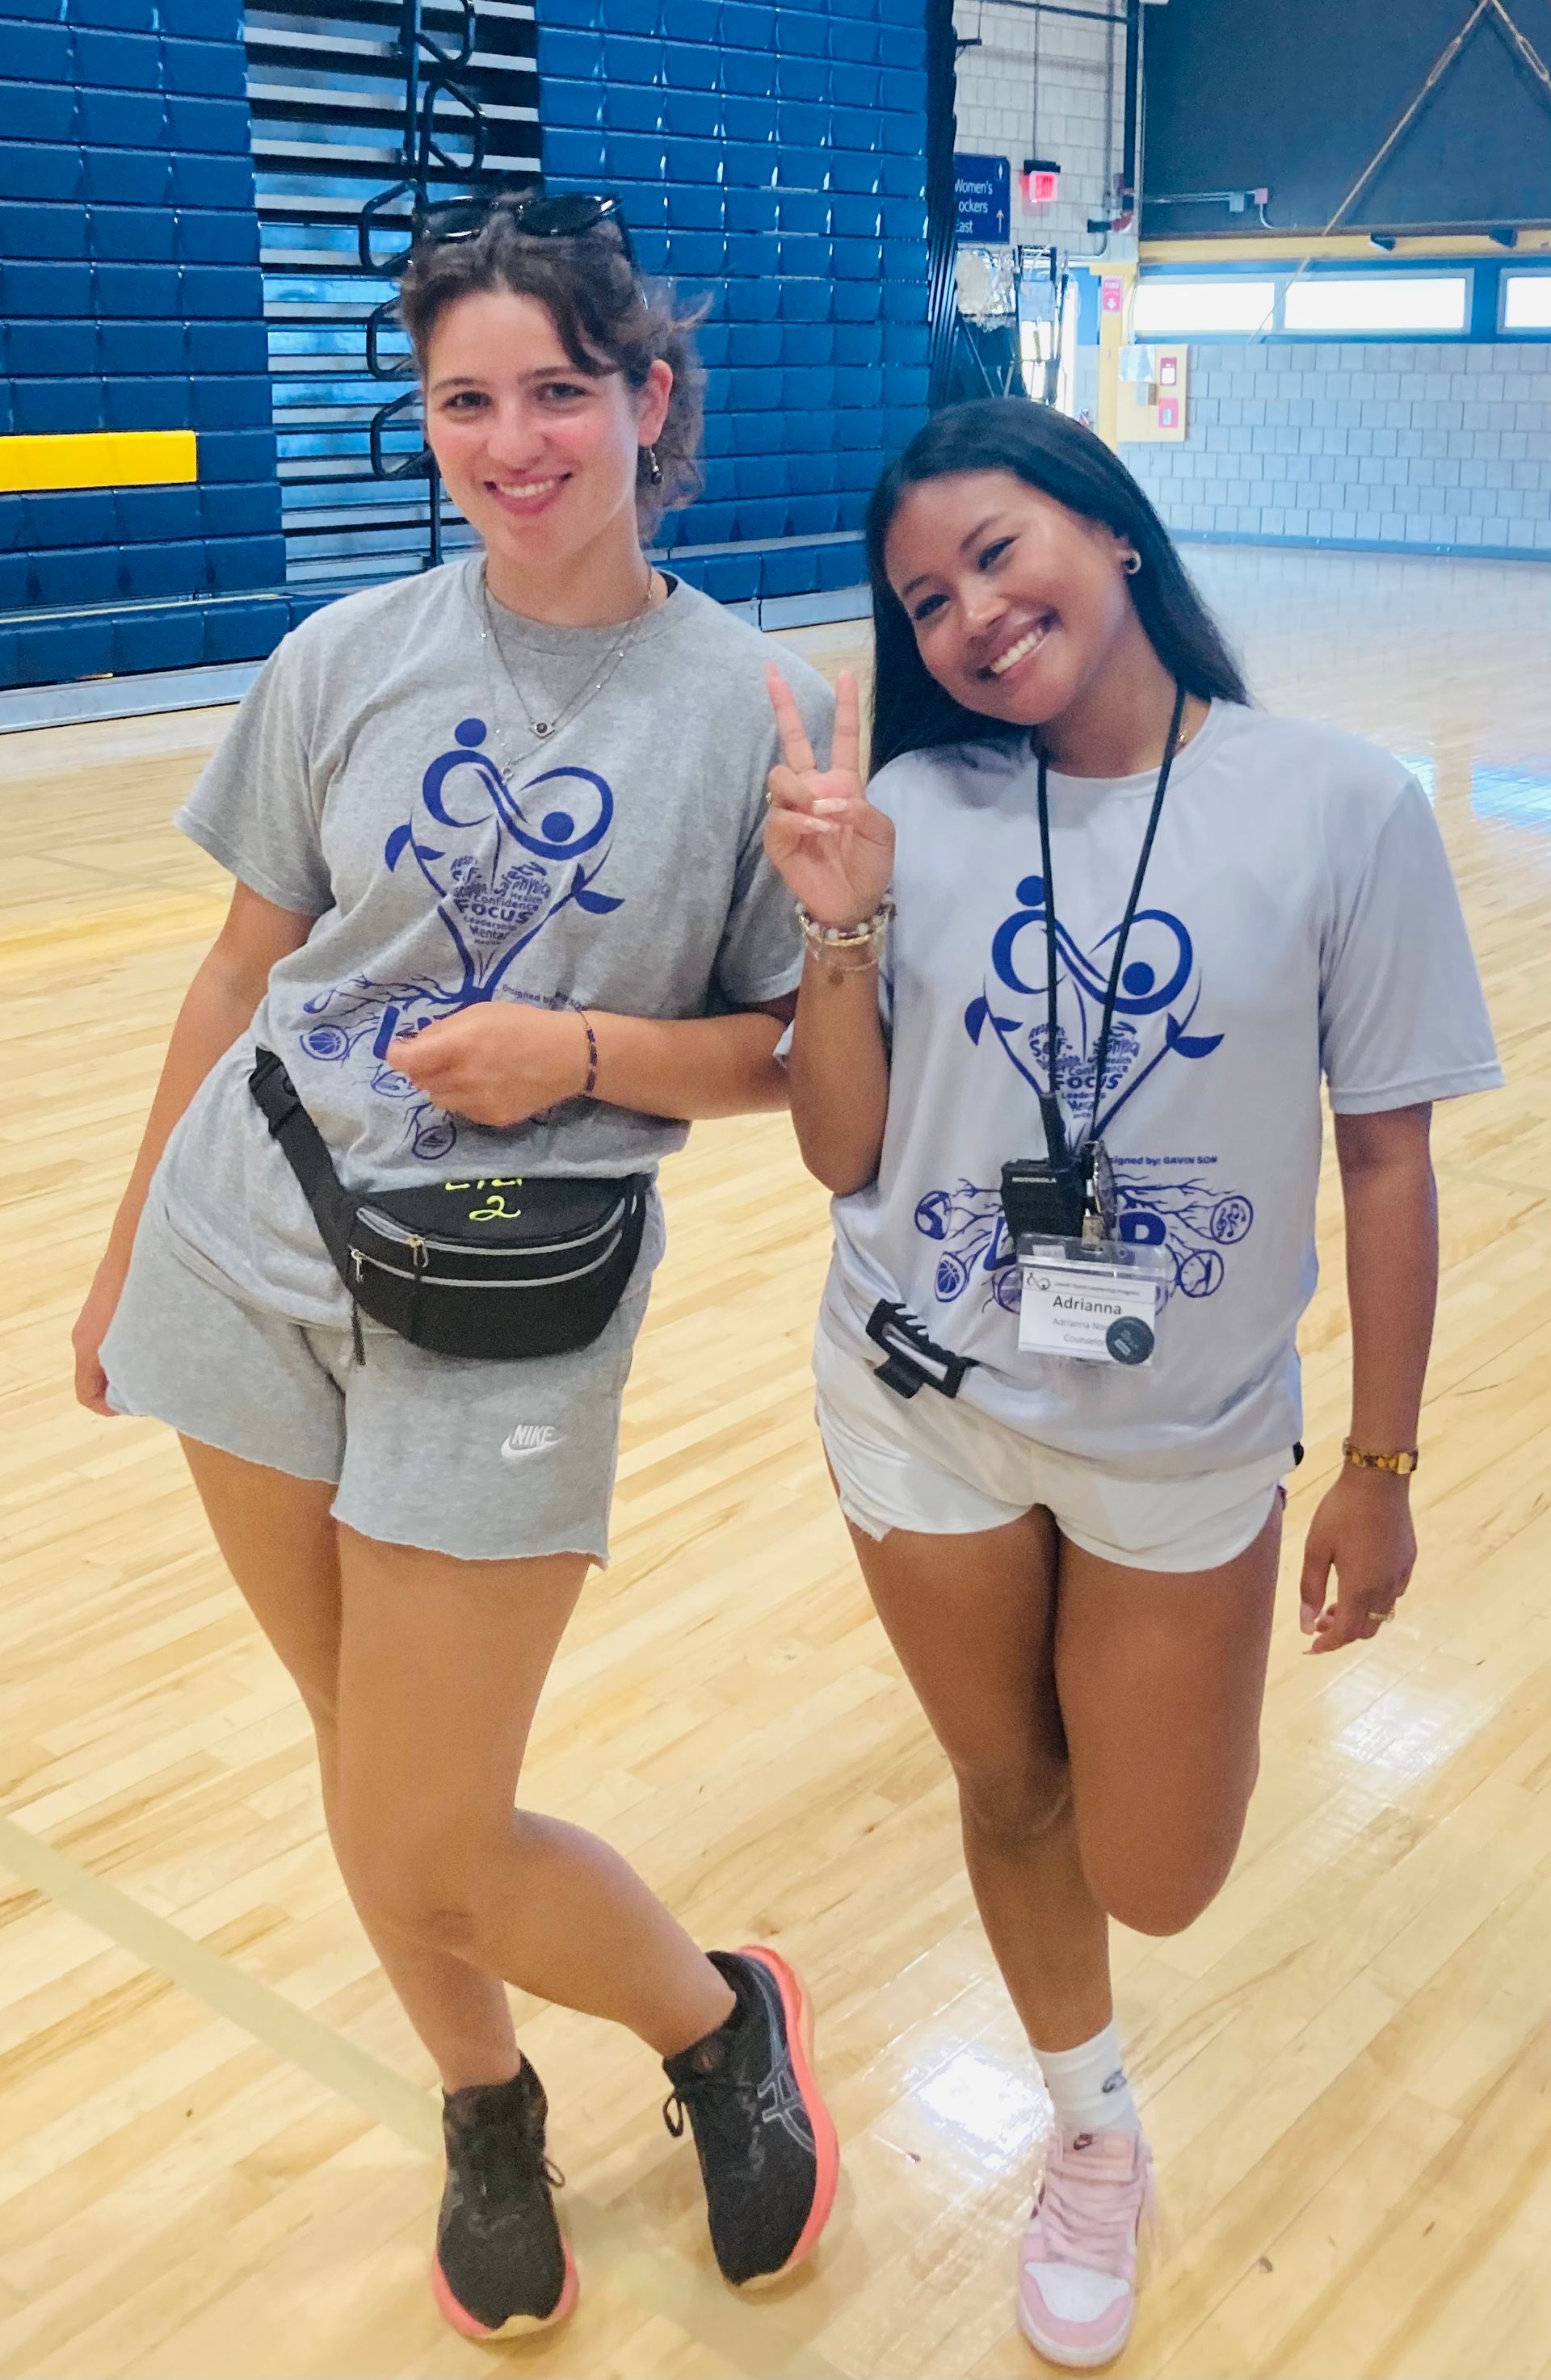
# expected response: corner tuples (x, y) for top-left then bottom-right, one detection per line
(1282, 273), (1469, 334)
(1131, 279), (1276, 338)
(1502, 272), (1551, 331)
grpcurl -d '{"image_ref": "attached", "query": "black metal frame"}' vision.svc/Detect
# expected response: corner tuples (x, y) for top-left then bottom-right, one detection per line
(355, 2), (526, 569)
(973, 0), (1125, 19)
(924, 0), (961, 409)
(927, 0), (1136, 403)
(1120, 0), (1141, 225)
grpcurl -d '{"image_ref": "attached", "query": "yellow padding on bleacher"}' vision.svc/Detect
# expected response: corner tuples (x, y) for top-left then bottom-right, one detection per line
(0, 430), (198, 493)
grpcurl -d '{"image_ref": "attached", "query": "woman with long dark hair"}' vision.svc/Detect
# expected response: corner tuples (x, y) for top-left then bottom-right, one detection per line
(765, 397), (1499, 2366)
(73, 195), (838, 2338)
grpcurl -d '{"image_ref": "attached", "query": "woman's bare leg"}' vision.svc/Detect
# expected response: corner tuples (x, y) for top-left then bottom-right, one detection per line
(180, 1439), (733, 2076)
(180, 1438), (521, 2088)
(330, 1524), (733, 2057)
(847, 1507), (1112, 2050)
(1054, 1499), (1283, 1936)
(847, 1493), (1284, 2038)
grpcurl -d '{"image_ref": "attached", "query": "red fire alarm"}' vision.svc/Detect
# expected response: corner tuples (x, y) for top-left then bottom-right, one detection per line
(1021, 157), (1061, 205)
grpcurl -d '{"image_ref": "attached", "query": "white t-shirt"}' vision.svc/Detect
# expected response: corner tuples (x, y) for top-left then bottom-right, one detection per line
(826, 701), (1502, 1479)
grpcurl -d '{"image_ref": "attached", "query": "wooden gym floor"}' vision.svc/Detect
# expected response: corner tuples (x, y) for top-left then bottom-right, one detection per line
(2, 548), (1550, 2380)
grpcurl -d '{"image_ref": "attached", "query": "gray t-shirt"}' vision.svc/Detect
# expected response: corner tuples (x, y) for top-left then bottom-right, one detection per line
(155, 558), (833, 1324)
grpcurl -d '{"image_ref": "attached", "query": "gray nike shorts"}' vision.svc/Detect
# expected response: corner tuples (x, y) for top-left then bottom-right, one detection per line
(100, 1199), (655, 1565)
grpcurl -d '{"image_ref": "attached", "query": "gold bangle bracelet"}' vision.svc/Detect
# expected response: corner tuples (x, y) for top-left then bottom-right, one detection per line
(807, 947), (881, 978)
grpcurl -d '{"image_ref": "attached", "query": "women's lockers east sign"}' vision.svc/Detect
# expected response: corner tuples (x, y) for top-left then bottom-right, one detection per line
(955, 154), (1011, 245)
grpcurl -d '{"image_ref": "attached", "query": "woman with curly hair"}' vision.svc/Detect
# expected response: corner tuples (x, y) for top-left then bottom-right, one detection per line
(74, 194), (838, 2338)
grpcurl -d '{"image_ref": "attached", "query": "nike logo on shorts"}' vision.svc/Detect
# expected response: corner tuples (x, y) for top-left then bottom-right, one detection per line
(500, 1423), (562, 1463)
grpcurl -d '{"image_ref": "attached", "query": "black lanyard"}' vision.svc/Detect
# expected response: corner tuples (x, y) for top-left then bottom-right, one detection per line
(1034, 680), (1188, 1173)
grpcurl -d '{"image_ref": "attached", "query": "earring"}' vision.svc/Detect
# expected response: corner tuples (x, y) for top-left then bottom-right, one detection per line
(1122, 549), (1142, 576)
(644, 445), (662, 486)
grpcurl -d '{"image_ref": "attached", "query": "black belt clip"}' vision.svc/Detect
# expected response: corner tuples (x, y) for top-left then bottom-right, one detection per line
(865, 1300), (976, 1401)
(250, 1047), (306, 1139)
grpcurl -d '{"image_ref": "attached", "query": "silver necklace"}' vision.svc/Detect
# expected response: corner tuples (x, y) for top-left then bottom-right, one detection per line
(475, 565), (657, 754)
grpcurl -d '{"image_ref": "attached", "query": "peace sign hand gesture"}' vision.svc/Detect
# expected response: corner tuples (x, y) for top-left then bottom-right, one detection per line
(764, 666), (894, 930)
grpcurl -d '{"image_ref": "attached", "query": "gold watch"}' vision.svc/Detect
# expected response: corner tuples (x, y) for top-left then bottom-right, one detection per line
(1343, 1439), (1419, 1475)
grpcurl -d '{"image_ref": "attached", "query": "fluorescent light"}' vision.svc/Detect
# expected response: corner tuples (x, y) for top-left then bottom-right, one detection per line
(1503, 273), (1551, 330)
(1283, 274), (1468, 333)
(1132, 279), (1276, 336)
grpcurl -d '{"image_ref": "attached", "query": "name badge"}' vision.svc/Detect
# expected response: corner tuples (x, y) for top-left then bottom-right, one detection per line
(1015, 1236), (1169, 1366)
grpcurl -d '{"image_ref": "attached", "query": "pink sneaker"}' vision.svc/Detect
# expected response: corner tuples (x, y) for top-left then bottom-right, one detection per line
(1016, 2128), (1153, 2370)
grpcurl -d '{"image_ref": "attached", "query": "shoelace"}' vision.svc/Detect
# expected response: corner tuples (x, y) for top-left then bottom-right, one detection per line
(1028, 2137), (1149, 2276)
(662, 2069), (759, 2155)
(455, 2116), (564, 2215)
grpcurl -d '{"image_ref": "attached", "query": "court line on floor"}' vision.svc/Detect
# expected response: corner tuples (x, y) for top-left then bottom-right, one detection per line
(0, 1811), (845, 2380)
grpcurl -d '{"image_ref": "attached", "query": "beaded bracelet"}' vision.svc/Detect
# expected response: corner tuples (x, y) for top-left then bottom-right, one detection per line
(796, 898), (894, 960)
(578, 1009), (599, 1098)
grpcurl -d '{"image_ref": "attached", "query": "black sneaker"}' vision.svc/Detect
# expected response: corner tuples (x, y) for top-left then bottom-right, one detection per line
(662, 1946), (839, 2287)
(431, 2062), (578, 2339)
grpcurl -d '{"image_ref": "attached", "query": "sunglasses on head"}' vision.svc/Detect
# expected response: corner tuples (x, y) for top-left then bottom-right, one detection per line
(412, 188), (636, 268)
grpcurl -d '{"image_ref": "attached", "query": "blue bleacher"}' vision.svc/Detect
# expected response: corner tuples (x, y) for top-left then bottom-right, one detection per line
(0, 0), (291, 685)
(1, 0), (935, 689)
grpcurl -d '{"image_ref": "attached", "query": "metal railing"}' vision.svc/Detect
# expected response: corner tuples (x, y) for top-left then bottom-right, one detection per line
(359, 2), (533, 571)
(246, 0), (538, 589)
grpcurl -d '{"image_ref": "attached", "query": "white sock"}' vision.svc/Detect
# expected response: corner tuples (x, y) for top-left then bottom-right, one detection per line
(1032, 2021), (1141, 2139)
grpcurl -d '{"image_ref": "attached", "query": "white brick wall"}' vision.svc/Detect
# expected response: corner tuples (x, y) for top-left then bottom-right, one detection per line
(952, 0), (1124, 256)
(1124, 341), (1551, 555)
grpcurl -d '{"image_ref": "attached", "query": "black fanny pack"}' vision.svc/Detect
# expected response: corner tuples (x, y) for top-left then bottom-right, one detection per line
(250, 1047), (649, 1362)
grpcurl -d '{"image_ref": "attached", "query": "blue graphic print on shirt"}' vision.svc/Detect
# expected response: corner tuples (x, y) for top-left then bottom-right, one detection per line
(915, 870), (1255, 1312)
(296, 717), (622, 1162)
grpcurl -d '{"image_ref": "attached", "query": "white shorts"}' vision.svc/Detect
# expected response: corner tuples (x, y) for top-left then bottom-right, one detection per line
(813, 1314), (1291, 1576)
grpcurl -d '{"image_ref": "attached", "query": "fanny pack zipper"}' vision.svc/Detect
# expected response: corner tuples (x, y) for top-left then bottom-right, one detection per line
(350, 1225), (627, 1290)
(358, 1198), (629, 1260)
